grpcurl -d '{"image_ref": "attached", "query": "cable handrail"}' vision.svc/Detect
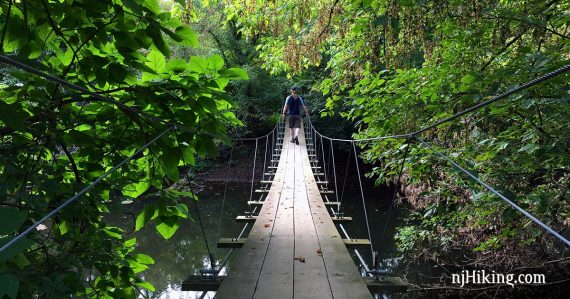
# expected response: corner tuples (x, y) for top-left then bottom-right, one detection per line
(308, 64), (570, 142)
(415, 137), (570, 247)
(0, 126), (174, 254)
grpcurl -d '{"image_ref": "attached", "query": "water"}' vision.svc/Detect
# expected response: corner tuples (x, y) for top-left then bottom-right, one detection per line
(111, 181), (404, 298)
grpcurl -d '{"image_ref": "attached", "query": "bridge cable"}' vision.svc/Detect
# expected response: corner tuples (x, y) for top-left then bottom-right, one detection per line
(415, 136), (570, 247)
(320, 134), (329, 188)
(0, 126), (174, 254)
(378, 139), (411, 259)
(174, 129), (217, 271)
(247, 139), (259, 214)
(262, 135), (269, 182)
(339, 144), (352, 209)
(0, 54), (164, 124)
(306, 64), (570, 143)
(352, 141), (375, 259)
(216, 145), (234, 244)
(411, 64), (570, 136)
(329, 138), (340, 203)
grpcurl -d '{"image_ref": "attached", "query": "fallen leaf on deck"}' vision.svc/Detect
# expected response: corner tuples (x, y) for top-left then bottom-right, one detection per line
(264, 224), (271, 227)
(294, 256), (306, 263)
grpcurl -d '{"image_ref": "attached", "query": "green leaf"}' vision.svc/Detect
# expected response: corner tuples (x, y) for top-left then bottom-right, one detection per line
(135, 281), (156, 291)
(134, 254), (155, 265)
(147, 24), (171, 57)
(188, 56), (208, 73)
(0, 102), (27, 131)
(146, 50), (166, 73)
(219, 68), (249, 80)
(518, 143), (540, 154)
(135, 205), (157, 231)
(122, 180), (151, 198)
(11, 253), (31, 269)
(108, 63), (128, 83)
(167, 58), (188, 72)
(0, 274), (19, 299)
(162, 147), (180, 180)
(124, 237), (137, 248)
(59, 220), (70, 235)
(141, 0), (161, 14)
(155, 216), (180, 239)
(0, 207), (27, 235)
(174, 26), (199, 47)
(122, 0), (144, 16)
(208, 55), (224, 70)
(181, 146), (196, 165)
(0, 236), (34, 262)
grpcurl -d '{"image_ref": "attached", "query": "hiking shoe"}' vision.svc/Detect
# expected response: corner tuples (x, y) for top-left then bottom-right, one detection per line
(290, 138), (295, 143)
(295, 137), (299, 145)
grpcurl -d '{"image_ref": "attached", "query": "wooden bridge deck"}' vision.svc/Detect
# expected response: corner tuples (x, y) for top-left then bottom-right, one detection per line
(214, 121), (372, 298)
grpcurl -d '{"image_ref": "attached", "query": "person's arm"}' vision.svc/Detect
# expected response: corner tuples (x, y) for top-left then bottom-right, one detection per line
(301, 97), (309, 116)
(282, 96), (290, 117)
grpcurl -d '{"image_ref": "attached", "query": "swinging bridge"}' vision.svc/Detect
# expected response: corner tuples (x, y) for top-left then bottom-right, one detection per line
(0, 55), (569, 298)
(210, 120), (374, 298)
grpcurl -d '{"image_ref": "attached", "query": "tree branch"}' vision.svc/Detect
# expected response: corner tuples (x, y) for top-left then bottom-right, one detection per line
(0, 0), (12, 51)
(316, 0), (340, 41)
(57, 139), (81, 183)
(208, 29), (230, 66)
(480, 31), (525, 73)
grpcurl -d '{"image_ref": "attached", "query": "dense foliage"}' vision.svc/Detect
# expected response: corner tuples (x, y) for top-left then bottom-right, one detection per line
(0, 0), (247, 297)
(219, 0), (570, 291)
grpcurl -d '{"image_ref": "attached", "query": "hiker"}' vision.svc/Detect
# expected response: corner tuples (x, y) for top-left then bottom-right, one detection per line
(281, 86), (309, 145)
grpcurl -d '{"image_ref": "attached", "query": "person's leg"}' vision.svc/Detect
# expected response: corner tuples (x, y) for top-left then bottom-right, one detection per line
(290, 128), (295, 142)
(287, 116), (295, 142)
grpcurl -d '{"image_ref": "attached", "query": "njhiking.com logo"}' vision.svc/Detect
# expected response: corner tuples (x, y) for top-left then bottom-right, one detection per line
(451, 270), (546, 288)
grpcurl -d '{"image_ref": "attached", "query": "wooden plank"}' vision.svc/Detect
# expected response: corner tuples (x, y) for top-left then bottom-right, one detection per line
(293, 145), (333, 298)
(217, 238), (246, 248)
(216, 125), (293, 298)
(255, 189), (270, 193)
(214, 238), (271, 298)
(253, 134), (296, 298)
(253, 235), (294, 298)
(364, 277), (410, 292)
(332, 216), (353, 222)
(260, 180), (273, 184)
(182, 275), (224, 291)
(343, 239), (371, 247)
(299, 124), (372, 299)
(320, 190), (335, 194)
(324, 201), (341, 206)
(247, 200), (265, 205)
(236, 216), (257, 222)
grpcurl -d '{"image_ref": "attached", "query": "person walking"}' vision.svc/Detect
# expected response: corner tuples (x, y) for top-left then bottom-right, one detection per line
(281, 86), (309, 145)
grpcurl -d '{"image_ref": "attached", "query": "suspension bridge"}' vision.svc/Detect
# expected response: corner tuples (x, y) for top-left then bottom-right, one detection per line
(0, 54), (569, 298)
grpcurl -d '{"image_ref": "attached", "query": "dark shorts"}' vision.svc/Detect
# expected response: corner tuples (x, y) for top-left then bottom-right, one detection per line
(288, 115), (302, 128)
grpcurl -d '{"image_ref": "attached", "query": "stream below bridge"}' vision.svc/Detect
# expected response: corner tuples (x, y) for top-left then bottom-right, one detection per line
(108, 181), (406, 299)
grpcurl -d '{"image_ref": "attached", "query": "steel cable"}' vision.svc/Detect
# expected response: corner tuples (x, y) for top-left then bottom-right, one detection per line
(352, 141), (375, 259)
(0, 126), (173, 253)
(415, 137), (570, 247)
